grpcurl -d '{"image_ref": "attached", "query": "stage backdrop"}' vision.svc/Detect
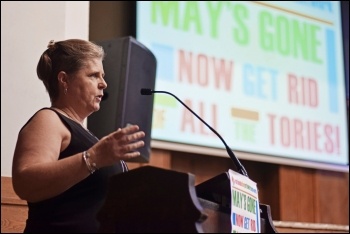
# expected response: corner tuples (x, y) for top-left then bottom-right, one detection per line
(136, 1), (348, 171)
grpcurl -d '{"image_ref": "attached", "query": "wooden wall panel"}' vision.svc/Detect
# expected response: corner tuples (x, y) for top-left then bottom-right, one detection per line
(269, 164), (349, 225)
(1, 177), (27, 233)
(279, 166), (316, 222)
(170, 151), (235, 184)
(89, 1), (134, 41)
(1, 205), (27, 233)
(126, 148), (172, 170)
(314, 170), (349, 225)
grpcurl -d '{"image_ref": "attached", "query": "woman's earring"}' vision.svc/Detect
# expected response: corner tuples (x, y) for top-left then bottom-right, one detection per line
(64, 88), (68, 95)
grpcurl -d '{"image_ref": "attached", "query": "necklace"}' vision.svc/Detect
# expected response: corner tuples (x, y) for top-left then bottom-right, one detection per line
(52, 107), (99, 140)
(56, 108), (83, 124)
(52, 107), (128, 172)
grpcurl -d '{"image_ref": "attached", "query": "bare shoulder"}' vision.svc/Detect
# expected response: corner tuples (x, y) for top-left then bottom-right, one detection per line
(21, 108), (66, 134)
(16, 108), (71, 159)
(12, 109), (71, 181)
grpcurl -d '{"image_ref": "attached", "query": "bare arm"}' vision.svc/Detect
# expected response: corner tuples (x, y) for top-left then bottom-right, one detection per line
(12, 109), (145, 203)
(12, 110), (91, 202)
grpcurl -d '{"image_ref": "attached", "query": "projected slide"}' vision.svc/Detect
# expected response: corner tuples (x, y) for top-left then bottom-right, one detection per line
(137, 1), (348, 166)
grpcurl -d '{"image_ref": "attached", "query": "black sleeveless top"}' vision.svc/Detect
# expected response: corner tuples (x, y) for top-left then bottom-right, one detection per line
(23, 108), (125, 233)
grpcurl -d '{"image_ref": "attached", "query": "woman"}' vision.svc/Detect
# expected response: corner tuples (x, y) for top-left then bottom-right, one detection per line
(12, 39), (145, 233)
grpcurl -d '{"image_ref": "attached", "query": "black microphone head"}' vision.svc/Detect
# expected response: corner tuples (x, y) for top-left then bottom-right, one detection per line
(102, 91), (109, 101)
(140, 88), (153, 95)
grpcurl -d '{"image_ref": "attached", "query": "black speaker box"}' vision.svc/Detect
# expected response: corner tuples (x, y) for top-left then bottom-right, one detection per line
(88, 36), (157, 163)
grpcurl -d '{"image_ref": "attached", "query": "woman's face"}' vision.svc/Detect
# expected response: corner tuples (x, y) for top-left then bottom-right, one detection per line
(68, 58), (107, 114)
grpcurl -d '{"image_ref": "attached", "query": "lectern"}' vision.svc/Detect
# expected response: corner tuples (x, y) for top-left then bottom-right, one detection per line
(97, 166), (277, 233)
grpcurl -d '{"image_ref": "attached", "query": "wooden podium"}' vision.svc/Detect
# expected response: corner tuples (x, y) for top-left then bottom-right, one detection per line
(97, 166), (277, 233)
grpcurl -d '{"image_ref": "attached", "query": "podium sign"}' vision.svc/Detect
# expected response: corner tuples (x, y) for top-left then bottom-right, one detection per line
(229, 170), (260, 233)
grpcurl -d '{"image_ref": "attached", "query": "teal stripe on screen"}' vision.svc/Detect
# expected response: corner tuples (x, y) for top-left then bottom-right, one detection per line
(151, 43), (174, 81)
(326, 29), (338, 113)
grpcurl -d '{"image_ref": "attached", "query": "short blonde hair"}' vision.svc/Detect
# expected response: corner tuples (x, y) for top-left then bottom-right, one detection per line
(37, 39), (105, 102)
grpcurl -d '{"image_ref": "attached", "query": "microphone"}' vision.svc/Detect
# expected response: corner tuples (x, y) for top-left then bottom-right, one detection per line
(140, 88), (248, 177)
(102, 91), (109, 101)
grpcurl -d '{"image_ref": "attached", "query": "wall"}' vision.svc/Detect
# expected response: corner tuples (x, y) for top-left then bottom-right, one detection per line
(1, 1), (90, 177)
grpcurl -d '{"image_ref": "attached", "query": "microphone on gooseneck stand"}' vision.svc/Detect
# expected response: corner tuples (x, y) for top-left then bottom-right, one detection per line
(140, 88), (249, 177)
